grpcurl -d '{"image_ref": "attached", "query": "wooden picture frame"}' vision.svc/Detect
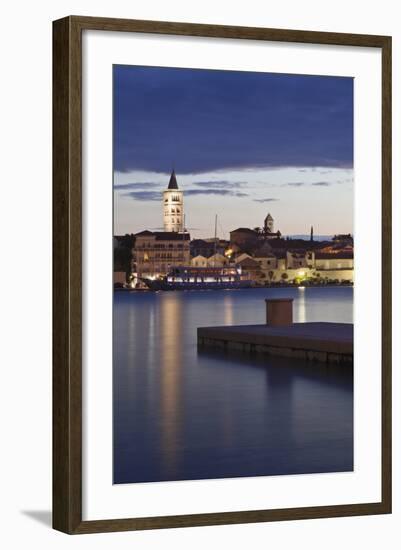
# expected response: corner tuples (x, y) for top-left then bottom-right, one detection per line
(53, 15), (392, 534)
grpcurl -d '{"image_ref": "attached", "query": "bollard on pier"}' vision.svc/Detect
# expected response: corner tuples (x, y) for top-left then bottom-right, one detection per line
(265, 298), (294, 327)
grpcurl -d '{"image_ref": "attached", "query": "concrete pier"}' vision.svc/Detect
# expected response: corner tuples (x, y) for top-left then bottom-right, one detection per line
(197, 322), (353, 364)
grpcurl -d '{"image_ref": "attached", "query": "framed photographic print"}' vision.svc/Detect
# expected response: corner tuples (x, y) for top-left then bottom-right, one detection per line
(53, 16), (392, 534)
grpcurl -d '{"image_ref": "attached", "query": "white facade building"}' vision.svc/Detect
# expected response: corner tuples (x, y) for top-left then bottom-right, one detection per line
(207, 253), (229, 267)
(191, 255), (208, 268)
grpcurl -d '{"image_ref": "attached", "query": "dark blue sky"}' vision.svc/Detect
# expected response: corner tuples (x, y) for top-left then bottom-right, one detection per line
(113, 65), (353, 174)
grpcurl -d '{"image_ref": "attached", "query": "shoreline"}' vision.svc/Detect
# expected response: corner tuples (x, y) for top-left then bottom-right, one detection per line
(114, 283), (354, 292)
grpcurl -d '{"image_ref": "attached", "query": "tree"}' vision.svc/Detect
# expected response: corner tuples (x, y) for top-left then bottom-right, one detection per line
(281, 272), (288, 281)
(114, 246), (132, 275)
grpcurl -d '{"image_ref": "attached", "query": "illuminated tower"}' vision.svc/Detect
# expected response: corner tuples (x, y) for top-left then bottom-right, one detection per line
(163, 170), (184, 232)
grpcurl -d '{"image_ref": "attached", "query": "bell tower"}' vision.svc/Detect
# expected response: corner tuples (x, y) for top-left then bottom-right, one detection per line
(163, 170), (184, 232)
(264, 213), (274, 233)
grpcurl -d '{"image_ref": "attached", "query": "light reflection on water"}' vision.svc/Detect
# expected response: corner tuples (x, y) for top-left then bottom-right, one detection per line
(113, 287), (353, 484)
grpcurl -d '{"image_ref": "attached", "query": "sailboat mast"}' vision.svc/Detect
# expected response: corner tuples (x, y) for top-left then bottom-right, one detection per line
(183, 214), (186, 264)
(214, 214), (217, 266)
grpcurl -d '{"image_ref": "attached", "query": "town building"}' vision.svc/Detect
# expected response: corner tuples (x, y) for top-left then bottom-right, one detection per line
(230, 227), (259, 248)
(230, 213), (281, 249)
(236, 257), (263, 281)
(253, 254), (278, 272)
(163, 170), (184, 232)
(286, 250), (315, 269)
(206, 253), (229, 267)
(134, 230), (190, 279)
(263, 213), (282, 239)
(231, 231), (353, 283)
(190, 255), (208, 268)
(315, 251), (354, 270)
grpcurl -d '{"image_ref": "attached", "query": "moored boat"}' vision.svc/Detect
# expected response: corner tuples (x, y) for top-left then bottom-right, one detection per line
(142, 266), (254, 290)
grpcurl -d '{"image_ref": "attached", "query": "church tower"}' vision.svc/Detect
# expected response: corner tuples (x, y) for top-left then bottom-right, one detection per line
(264, 213), (274, 234)
(163, 170), (184, 232)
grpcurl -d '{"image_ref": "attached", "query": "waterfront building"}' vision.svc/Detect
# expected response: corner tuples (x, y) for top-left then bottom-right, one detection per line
(236, 257), (262, 281)
(231, 239), (353, 283)
(235, 252), (254, 264)
(191, 255), (208, 268)
(286, 250), (315, 269)
(250, 241), (277, 271)
(206, 253), (229, 267)
(276, 254), (287, 270)
(134, 230), (190, 278)
(315, 251), (354, 270)
(163, 170), (184, 232)
(313, 249), (354, 282)
(253, 254), (278, 272)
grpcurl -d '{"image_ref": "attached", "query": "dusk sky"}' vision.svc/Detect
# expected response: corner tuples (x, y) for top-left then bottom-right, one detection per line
(113, 65), (353, 238)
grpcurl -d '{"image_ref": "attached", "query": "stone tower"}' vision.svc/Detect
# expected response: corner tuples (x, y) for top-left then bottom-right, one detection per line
(163, 170), (184, 232)
(264, 213), (274, 234)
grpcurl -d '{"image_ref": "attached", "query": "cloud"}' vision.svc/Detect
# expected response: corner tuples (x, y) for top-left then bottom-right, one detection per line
(123, 188), (247, 199)
(192, 180), (246, 188)
(124, 191), (161, 201)
(336, 177), (354, 184)
(186, 189), (248, 197)
(282, 180), (335, 188)
(114, 182), (161, 190)
(114, 66), (353, 174)
(253, 198), (279, 203)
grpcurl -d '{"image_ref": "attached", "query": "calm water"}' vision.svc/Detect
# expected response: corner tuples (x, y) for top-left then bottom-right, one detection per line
(113, 287), (353, 484)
